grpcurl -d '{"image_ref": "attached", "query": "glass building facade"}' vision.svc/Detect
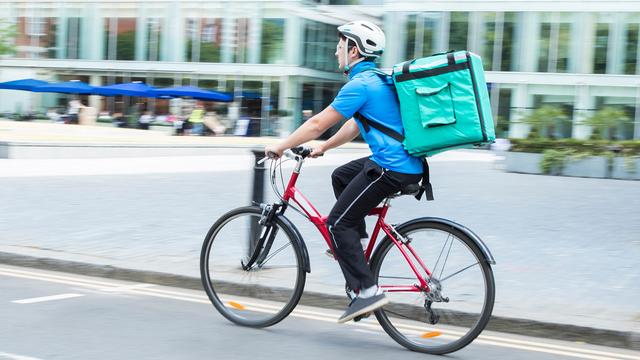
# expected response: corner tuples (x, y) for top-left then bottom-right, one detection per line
(2, 0), (640, 139)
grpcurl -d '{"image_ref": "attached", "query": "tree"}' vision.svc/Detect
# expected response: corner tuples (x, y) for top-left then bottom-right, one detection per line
(583, 106), (630, 140)
(522, 105), (568, 139)
(0, 20), (17, 56)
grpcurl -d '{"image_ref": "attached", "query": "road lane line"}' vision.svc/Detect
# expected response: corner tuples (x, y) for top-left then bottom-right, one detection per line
(99, 283), (156, 292)
(2, 266), (637, 360)
(12, 293), (84, 304)
(0, 351), (44, 360)
(0, 267), (124, 287)
(0, 271), (108, 290)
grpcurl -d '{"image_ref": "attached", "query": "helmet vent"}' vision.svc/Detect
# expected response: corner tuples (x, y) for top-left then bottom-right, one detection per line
(366, 39), (377, 46)
(361, 23), (374, 31)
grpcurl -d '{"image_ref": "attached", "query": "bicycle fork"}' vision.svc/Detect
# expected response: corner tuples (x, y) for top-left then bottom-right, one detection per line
(241, 203), (281, 270)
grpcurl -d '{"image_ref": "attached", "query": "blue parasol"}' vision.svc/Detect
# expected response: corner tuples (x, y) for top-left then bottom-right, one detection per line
(32, 80), (95, 94)
(151, 86), (233, 102)
(0, 79), (50, 91)
(93, 82), (158, 97)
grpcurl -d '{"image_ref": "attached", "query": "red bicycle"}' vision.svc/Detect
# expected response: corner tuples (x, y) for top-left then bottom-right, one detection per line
(200, 146), (495, 355)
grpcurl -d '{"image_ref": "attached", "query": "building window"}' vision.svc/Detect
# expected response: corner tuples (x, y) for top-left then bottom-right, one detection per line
(303, 21), (338, 72)
(405, 13), (437, 59)
(146, 18), (162, 61)
(261, 18), (285, 64)
(14, 17), (57, 59)
(537, 21), (571, 73)
(185, 18), (222, 63)
(625, 24), (639, 75)
(66, 17), (82, 59)
(449, 12), (469, 51)
(538, 23), (551, 72)
(482, 12), (516, 71)
(104, 18), (136, 61)
(593, 23), (609, 74)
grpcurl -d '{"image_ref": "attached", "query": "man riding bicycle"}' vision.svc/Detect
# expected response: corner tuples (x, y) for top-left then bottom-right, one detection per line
(265, 20), (424, 323)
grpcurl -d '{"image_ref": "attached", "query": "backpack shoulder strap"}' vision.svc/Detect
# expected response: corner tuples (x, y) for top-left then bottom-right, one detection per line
(353, 112), (404, 143)
(415, 158), (434, 201)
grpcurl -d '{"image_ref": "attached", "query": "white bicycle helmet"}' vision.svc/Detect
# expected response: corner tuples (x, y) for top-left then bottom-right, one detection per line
(337, 20), (386, 58)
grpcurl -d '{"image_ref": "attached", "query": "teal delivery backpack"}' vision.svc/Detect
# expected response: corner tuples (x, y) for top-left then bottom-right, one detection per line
(391, 51), (496, 157)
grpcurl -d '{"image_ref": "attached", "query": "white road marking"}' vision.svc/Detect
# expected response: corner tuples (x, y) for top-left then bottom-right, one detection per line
(99, 283), (156, 292)
(1, 266), (637, 360)
(12, 293), (84, 304)
(0, 351), (44, 360)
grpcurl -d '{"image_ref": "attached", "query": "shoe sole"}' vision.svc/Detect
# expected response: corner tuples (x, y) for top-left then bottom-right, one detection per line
(337, 296), (389, 324)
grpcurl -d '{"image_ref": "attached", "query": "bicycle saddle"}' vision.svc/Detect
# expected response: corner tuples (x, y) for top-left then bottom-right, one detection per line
(390, 183), (421, 198)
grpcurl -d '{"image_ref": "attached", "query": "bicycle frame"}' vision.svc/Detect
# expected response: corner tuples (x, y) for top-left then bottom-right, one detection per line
(278, 156), (432, 293)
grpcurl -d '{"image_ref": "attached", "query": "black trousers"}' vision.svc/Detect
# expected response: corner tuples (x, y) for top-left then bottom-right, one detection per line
(327, 157), (422, 291)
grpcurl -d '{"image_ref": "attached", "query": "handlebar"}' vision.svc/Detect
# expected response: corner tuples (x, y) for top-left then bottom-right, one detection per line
(259, 146), (321, 164)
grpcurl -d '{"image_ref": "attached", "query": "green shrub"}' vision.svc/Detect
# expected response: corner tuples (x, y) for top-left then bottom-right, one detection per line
(509, 138), (640, 156)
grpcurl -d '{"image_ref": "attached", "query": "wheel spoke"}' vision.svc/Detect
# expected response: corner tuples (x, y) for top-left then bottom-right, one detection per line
(439, 262), (480, 283)
(260, 242), (292, 266)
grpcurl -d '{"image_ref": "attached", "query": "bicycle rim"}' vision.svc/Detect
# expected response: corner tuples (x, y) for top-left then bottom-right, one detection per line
(200, 206), (306, 327)
(371, 221), (495, 354)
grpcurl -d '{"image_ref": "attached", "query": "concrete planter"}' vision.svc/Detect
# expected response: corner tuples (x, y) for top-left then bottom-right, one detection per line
(611, 157), (640, 180)
(505, 152), (635, 180)
(505, 152), (544, 174)
(561, 156), (608, 178)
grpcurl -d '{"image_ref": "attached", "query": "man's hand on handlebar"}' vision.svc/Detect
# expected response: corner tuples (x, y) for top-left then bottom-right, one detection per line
(309, 147), (325, 158)
(264, 144), (285, 159)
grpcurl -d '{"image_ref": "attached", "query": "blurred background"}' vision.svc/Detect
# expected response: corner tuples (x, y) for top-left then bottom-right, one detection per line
(0, 1), (639, 356)
(0, 0), (639, 142)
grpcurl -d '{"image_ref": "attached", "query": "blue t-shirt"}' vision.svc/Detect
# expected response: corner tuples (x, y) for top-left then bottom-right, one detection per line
(330, 62), (423, 174)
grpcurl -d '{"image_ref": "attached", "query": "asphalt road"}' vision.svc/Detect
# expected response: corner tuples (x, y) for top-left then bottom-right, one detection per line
(0, 153), (638, 332)
(2, 265), (637, 360)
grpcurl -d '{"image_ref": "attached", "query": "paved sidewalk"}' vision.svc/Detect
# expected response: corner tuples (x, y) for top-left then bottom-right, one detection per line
(1, 120), (639, 350)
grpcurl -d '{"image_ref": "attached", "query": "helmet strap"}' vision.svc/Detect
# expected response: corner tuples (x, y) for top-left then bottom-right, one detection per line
(343, 38), (365, 75)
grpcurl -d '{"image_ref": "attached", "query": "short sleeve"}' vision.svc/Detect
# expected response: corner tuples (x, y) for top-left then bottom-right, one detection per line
(329, 79), (367, 120)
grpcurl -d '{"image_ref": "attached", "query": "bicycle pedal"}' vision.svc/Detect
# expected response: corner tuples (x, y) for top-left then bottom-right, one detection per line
(353, 312), (372, 322)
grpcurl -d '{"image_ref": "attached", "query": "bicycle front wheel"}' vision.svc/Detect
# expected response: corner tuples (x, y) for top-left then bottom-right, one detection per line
(370, 220), (495, 355)
(200, 206), (306, 328)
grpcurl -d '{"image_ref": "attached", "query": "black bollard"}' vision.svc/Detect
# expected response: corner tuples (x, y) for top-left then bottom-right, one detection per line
(251, 148), (266, 206)
(249, 148), (266, 254)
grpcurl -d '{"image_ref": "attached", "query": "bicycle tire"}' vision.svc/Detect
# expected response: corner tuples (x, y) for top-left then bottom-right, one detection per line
(200, 206), (307, 328)
(370, 220), (495, 354)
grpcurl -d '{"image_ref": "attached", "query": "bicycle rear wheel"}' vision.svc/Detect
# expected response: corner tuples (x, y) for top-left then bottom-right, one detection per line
(370, 220), (495, 354)
(200, 206), (306, 327)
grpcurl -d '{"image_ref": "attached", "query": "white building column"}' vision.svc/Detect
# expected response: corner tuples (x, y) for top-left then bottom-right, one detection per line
(278, 76), (301, 135)
(248, 7), (262, 64)
(572, 84), (593, 139)
(285, 16), (302, 65)
(88, 75), (102, 112)
(435, 12), (450, 53)
(382, 12), (406, 67)
(56, 6), (68, 59)
(135, 6), (147, 61)
(516, 12), (539, 72)
(221, 6), (235, 63)
(509, 83), (531, 138)
(572, 13), (595, 74)
(81, 3), (101, 60)
(607, 13), (625, 74)
(162, 1), (184, 62)
(467, 12), (483, 55)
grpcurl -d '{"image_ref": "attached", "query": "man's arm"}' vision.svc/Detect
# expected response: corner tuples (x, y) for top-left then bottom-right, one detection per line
(311, 119), (360, 156)
(265, 106), (344, 157)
